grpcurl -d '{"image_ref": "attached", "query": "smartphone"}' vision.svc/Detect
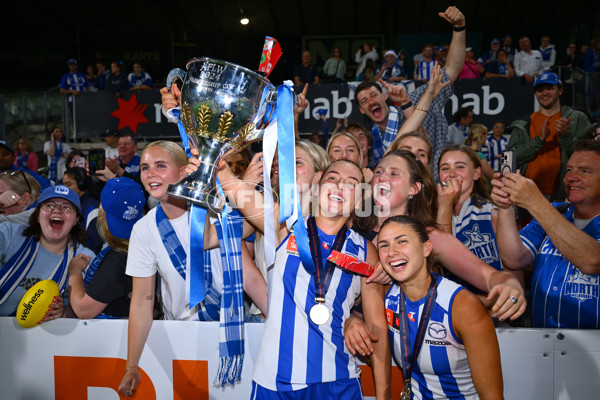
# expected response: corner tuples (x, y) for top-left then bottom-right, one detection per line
(500, 150), (516, 176)
(88, 148), (106, 175)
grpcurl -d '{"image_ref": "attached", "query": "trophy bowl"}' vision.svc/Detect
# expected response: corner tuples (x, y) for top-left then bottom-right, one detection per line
(166, 57), (277, 211)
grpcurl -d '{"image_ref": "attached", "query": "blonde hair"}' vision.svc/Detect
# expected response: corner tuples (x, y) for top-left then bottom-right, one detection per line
(326, 132), (364, 168)
(0, 170), (41, 205)
(142, 140), (188, 167)
(96, 206), (130, 253)
(296, 139), (331, 172)
(465, 123), (489, 148)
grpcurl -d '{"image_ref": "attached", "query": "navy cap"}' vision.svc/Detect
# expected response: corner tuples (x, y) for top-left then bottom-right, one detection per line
(100, 177), (146, 239)
(67, 58), (78, 65)
(0, 140), (14, 153)
(38, 185), (81, 213)
(534, 72), (562, 88)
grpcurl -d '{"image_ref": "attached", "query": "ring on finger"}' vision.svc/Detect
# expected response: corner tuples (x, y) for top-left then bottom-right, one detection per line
(509, 295), (518, 304)
(441, 181), (448, 188)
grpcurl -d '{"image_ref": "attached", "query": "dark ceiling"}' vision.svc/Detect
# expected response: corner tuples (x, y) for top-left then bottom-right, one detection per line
(1, 0), (599, 90)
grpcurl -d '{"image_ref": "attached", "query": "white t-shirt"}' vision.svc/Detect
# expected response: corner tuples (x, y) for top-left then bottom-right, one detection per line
(43, 141), (72, 180)
(126, 207), (223, 320)
(105, 146), (119, 159)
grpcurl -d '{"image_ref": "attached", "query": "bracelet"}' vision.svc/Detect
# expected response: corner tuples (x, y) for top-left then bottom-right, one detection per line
(453, 25), (466, 32)
(400, 101), (413, 110)
(415, 107), (429, 113)
(126, 366), (138, 370)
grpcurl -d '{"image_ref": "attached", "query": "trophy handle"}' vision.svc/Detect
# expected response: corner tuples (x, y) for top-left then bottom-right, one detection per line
(166, 68), (186, 90)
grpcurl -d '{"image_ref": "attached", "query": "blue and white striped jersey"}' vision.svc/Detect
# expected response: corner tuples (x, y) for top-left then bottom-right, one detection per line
(520, 203), (600, 328)
(386, 275), (478, 399)
(252, 224), (366, 391)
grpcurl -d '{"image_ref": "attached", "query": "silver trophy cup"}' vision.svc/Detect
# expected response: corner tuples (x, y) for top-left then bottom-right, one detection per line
(166, 57), (277, 210)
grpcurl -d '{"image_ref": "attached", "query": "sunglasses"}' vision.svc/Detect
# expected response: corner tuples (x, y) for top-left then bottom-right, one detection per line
(1, 170), (32, 194)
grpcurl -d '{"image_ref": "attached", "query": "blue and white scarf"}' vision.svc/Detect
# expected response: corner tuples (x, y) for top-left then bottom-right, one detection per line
(371, 105), (401, 164)
(155, 204), (245, 386)
(0, 236), (74, 307)
(16, 151), (28, 169)
(48, 142), (63, 182)
(83, 246), (112, 286)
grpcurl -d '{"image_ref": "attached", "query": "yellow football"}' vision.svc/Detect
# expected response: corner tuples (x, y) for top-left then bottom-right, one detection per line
(15, 280), (60, 328)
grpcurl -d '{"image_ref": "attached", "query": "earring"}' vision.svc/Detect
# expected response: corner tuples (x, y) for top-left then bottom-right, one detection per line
(408, 194), (413, 200)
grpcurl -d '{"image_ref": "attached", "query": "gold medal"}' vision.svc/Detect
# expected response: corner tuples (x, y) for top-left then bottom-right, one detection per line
(401, 384), (412, 400)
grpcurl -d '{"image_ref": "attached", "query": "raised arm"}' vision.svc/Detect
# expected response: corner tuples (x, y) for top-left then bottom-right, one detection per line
(499, 171), (600, 274)
(428, 228), (526, 320)
(241, 241), (268, 315)
(438, 7), (466, 84)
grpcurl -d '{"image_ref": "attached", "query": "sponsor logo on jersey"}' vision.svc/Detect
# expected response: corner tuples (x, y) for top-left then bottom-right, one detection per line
(427, 322), (447, 340)
(564, 267), (599, 302)
(285, 235), (299, 256)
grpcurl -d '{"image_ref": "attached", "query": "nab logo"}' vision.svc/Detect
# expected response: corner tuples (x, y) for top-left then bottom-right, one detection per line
(110, 94), (149, 133)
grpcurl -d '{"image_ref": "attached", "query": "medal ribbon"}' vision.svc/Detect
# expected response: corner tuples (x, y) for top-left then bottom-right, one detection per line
(398, 273), (439, 391)
(306, 217), (348, 303)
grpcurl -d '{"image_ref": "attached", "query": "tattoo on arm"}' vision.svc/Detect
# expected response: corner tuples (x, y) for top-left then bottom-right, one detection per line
(145, 295), (153, 301)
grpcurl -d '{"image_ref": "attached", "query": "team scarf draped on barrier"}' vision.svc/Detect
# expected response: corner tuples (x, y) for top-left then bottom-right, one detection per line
(0, 236), (75, 307)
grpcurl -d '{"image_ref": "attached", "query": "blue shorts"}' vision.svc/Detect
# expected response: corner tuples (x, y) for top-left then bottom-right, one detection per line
(250, 378), (363, 400)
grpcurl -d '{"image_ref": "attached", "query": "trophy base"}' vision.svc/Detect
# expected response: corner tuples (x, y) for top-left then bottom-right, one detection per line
(167, 182), (224, 211)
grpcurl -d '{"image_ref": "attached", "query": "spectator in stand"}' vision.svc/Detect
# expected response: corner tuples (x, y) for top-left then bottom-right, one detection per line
(356, 58), (376, 82)
(85, 65), (96, 88)
(44, 126), (71, 182)
(587, 122), (600, 141)
(458, 46), (484, 79)
(485, 49), (515, 79)
(67, 177), (145, 319)
(479, 38), (501, 67)
(293, 50), (319, 85)
(14, 138), (38, 173)
(514, 36), (544, 84)
(492, 139), (600, 329)
(105, 61), (128, 96)
(127, 61), (153, 91)
(539, 35), (557, 71)
(346, 122), (374, 170)
(397, 49), (407, 68)
(355, 42), (379, 80)
(103, 130), (120, 159)
(321, 48), (346, 83)
(309, 132), (322, 147)
(0, 169), (41, 225)
(448, 106), (474, 145)
(62, 167), (103, 254)
(507, 72), (591, 202)
(64, 150), (88, 174)
(374, 50), (407, 82)
(59, 58), (91, 101)
(102, 133), (141, 184)
(558, 42), (581, 83)
(413, 44), (436, 82)
(1, 141), (51, 190)
(502, 35), (517, 65)
(94, 61), (109, 91)
(355, 8), (465, 177)
(434, 45), (448, 67)
(583, 38), (600, 118)
(464, 124), (495, 180)
(482, 121), (509, 172)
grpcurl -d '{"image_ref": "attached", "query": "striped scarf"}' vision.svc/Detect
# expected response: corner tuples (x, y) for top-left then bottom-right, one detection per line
(155, 205), (245, 386)
(16, 151), (28, 169)
(48, 142), (63, 181)
(371, 105), (401, 164)
(0, 236), (74, 308)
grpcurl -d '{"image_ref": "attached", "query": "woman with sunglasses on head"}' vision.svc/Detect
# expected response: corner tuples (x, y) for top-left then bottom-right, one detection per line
(0, 170), (41, 225)
(0, 185), (95, 320)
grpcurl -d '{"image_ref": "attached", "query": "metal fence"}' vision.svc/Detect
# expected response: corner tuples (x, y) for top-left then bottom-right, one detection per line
(554, 66), (600, 116)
